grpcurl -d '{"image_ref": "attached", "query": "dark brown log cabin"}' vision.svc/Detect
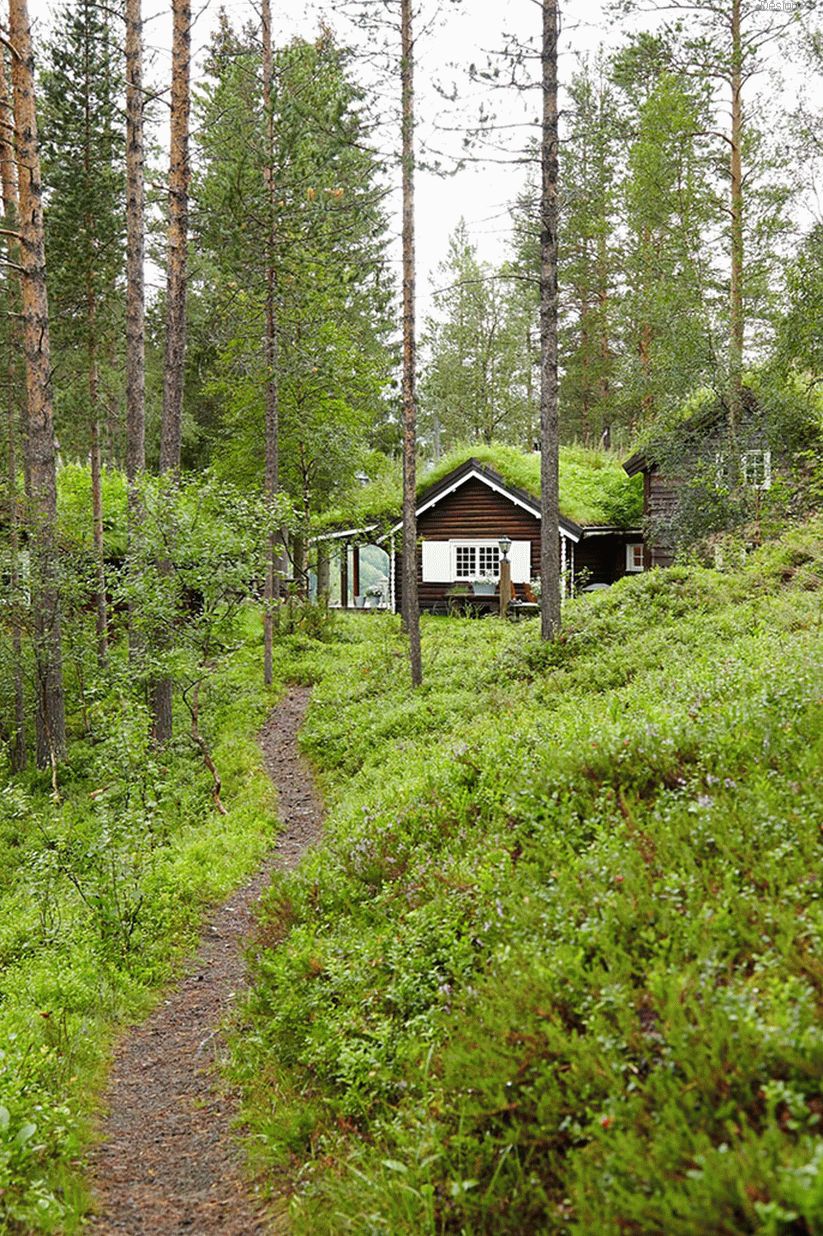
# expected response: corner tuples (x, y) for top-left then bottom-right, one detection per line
(386, 459), (644, 613)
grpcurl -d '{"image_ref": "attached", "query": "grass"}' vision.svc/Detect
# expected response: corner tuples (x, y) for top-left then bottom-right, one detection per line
(230, 520), (823, 1234)
(313, 442), (644, 533)
(0, 613), (301, 1231)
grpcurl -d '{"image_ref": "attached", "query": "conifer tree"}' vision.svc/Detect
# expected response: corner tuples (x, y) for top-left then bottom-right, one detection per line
(0, 46), (26, 769)
(422, 221), (532, 449)
(152, 0), (191, 743)
(400, 0), (422, 684)
(539, 0), (561, 641)
(40, 0), (126, 668)
(9, 0), (66, 765)
(124, 0), (145, 659)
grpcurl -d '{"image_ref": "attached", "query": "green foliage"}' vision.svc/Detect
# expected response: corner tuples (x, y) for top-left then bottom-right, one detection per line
(420, 220), (535, 451)
(191, 22), (394, 514)
(232, 520), (823, 1234)
(39, 0), (126, 460)
(56, 463), (128, 557)
(635, 378), (823, 553)
(0, 612), (322, 1229)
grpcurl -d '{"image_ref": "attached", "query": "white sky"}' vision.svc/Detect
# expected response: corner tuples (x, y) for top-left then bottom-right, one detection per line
(29, 0), (823, 320)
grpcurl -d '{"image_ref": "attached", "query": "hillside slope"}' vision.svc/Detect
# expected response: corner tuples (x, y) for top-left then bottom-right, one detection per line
(234, 521), (823, 1234)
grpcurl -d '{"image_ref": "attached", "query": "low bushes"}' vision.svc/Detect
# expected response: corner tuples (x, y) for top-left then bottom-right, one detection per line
(233, 521), (823, 1234)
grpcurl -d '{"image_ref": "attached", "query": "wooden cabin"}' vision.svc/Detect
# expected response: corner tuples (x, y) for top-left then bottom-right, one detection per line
(381, 458), (643, 613)
(623, 390), (774, 569)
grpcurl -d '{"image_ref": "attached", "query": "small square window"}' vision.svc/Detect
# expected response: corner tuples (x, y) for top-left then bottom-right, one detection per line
(455, 545), (476, 579)
(741, 449), (771, 490)
(626, 543), (644, 572)
(477, 546), (500, 578)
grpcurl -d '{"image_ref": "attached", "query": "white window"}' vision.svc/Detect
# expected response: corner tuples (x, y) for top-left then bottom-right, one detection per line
(453, 543), (501, 580)
(454, 544), (478, 579)
(626, 542), (644, 572)
(741, 449), (771, 490)
(478, 545), (501, 578)
(446, 540), (531, 584)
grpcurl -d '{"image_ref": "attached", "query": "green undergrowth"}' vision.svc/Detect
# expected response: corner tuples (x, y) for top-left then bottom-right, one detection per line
(231, 521), (823, 1234)
(0, 614), (310, 1232)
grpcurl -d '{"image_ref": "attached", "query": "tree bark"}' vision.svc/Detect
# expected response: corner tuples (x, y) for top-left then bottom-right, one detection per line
(10, 0), (67, 764)
(728, 0), (744, 441)
(400, 0), (422, 686)
(159, 0), (190, 476)
(316, 543), (330, 603)
(152, 0), (191, 746)
(0, 46), (26, 770)
(539, 0), (561, 641)
(88, 315), (109, 667)
(125, 0), (145, 659)
(261, 0), (280, 685)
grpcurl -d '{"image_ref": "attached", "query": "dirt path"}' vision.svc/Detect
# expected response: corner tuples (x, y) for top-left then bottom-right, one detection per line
(88, 686), (321, 1234)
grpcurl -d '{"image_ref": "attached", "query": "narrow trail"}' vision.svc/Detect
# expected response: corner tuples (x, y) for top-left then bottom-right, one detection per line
(88, 686), (321, 1234)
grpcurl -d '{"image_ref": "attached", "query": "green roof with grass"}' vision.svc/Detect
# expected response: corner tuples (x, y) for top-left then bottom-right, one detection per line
(314, 443), (644, 533)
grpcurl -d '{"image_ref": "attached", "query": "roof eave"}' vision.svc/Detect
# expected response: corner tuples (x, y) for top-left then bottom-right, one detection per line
(622, 451), (649, 477)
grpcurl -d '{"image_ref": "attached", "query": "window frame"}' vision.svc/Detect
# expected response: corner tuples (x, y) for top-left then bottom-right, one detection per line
(625, 542), (645, 573)
(451, 539), (503, 582)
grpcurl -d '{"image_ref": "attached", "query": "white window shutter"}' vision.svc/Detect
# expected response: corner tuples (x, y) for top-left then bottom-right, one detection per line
(509, 540), (531, 583)
(421, 540), (453, 582)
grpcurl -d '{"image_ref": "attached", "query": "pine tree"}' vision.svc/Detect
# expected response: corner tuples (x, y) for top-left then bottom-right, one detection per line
(539, 0), (561, 641)
(612, 51), (718, 430)
(9, 0), (67, 766)
(192, 23), (393, 523)
(559, 60), (619, 444)
(124, 0), (145, 660)
(152, 0), (191, 743)
(0, 45), (26, 769)
(422, 222), (533, 449)
(40, 0), (126, 668)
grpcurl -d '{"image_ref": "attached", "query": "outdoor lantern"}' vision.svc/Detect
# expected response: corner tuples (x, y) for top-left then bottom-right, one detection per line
(498, 535), (512, 560)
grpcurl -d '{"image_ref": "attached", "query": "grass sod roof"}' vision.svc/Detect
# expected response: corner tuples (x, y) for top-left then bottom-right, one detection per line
(313, 442), (644, 536)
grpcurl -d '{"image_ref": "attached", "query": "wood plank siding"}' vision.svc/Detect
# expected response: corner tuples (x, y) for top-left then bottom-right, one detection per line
(392, 475), (638, 613)
(646, 469), (677, 567)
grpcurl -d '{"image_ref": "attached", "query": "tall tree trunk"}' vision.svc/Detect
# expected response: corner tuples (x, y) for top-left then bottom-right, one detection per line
(728, 0), (744, 441)
(87, 302), (109, 666)
(400, 0), (422, 686)
(159, 0), (190, 477)
(10, 0), (67, 764)
(125, 0), (145, 658)
(152, 0), (191, 745)
(261, 0), (279, 686)
(0, 47), (26, 770)
(79, 0), (108, 668)
(539, 0), (561, 641)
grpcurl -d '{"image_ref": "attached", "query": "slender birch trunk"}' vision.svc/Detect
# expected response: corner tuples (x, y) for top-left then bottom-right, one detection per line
(261, 0), (279, 686)
(9, 0), (66, 764)
(539, 0), (561, 641)
(0, 47), (26, 769)
(152, 0), (191, 745)
(728, 0), (743, 442)
(125, 0), (145, 659)
(400, 0), (422, 686)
